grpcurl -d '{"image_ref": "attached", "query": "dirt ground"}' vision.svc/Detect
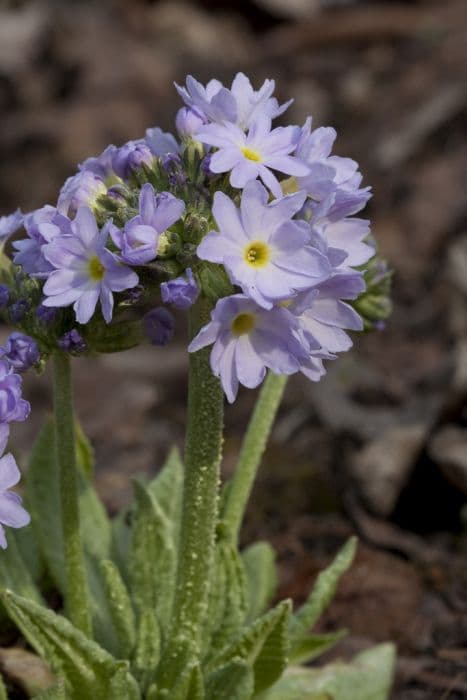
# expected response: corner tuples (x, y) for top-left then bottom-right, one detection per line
(2, 0), (467, 697)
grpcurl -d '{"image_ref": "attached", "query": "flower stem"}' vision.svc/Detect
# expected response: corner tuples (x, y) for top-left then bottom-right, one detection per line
(171, 295), (224, 644)
(52, 352), (92, 637)
(222, 372), (288, 544)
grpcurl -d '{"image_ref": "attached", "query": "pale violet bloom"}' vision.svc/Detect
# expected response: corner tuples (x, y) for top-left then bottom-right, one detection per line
(196, 115), (308, 198)
(12, 205), (66, 277)
(0, 424), (30, 549)
(42, 207), (139, 324)
(0, 359), (30, 424)
(197, 181), (330, 309)
(295, 117), (371, 208)
(57, 170), (107, 216)
(161, 268), (199, 310)
(145, 127), (180, 156)
(111, 140), (154, 180)
(176, 73), (291, 130)
(175, 106), (206, 139)
(290, 272), (365, 360)
(0, 209), (23, 240)
(79, 144), (117, 179)
(0, 333), (39, 373)
(188, 294), (310, 403)
(111, 184), (185, 266)
(143, 307), (174, 346)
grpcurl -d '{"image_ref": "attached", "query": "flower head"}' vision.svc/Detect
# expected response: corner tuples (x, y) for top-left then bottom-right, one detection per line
(0, 424), (30, 549)
(196, 115), (308, 197)
(79, 144), (117, 179)
(0, 360), (30, 424)
(42, 207), (139, 324)
(111, 140), (154, 180)
(0, 333), (39, 373)
(161, 268), (199, 310)
(197, 181), (329, 309)
(145, 127), (180, 157)
(111, 184), (185, 266)
(0, 209), (23, 240)
(189, 294), (310, 402)
(58, 329), (87, 354)
(143, 307), (174, 346)
(175, 106), (206, 139)
(57, 171), (107, 216)
(12, 205), (65, 277)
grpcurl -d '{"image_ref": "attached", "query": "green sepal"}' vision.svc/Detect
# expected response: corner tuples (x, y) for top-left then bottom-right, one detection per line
(289, 538), (356, 645)
(288, 630), (347, 665)
(209, 599), (292, 695)
(129, 481), (175, 631)
(100, 559), (136, 658)
(197, 262), (233, 302)
(242, 542), (277, 622)
(82, 319), (143, 354)
(205, 659), (254, 700)
(262, 643), (395, 700)
(0, 591), (139, 700)
(131, 610), (160, 693)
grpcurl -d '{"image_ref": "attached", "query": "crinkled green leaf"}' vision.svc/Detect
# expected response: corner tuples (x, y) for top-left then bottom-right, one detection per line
(206, 659), (254, 700)
(74, 421), (94, 480)
(263, 643), (395, 700)
(131, 610), (160, 693)
(84, 555), (119, 656)
(171, 663), (203, 700)
(202, 541), (248, 659)
(0, 674), (7, 700)
(100, 559), (135, 658)
(129, 481), (175, 630)
(33, 681), (67, 699)
(210, 599), (292, 695)
(185, 664), (204, 700)
(78, 471), (111, 562)
(148, 447), (184, 538)
(242, 542), (277, 622)
(289, 538), (357, 643)
(0, 591), (137, 700)
(289, 630), (347, 665)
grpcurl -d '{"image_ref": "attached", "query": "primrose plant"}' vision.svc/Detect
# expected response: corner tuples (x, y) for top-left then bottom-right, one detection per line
(0, 74), (393, 700)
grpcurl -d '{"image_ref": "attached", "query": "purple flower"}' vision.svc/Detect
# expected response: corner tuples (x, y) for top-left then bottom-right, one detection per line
(176, 73), (292, 130)
(42, 207), (139, 324)
(175, 106), (206, 138)
(197, 181), (329, 309)
(57, 171), (107, 216)
(289, 273), (364, 358)
(0, 424), (30, 549)
(79, 144), (117, 179)
(188, 294), (309, 403)
(58, 329), (87, 354)
(111, 184), (185, 266)
(0, 360), (30, 424)
(295, 118), (371, 206)
(0, 333), (39, 372)
(0, 209), (23, 240)
(161, 268), (199, 310)
(196, 115), (308, 197)
(145, 127), (180, 156)
(143, 307), (174, 346)
(36, 303), (57, 324)
(9, 300), (29, 323)
(111, 140), (154, 180)
(0, 285), (10, 308)
(12, 205), (66, 277)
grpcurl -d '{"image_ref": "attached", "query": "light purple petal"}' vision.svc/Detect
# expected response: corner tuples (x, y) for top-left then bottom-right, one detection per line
(0, 453), (20, 490)
(74, 288), (100, 324)
(0, 491), (30, 528)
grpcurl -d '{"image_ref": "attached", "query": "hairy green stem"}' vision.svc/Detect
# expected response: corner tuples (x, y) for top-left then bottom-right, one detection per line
(222, 372), (288, 544)
(171, 296), (224, 644)
(52, 352), (92, 636)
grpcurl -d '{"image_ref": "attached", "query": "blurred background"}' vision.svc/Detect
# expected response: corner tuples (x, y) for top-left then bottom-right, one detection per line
(2, 0), (467, 697)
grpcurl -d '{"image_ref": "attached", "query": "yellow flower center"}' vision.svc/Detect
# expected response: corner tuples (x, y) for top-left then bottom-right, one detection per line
(231, 312), (255, 336)
(243, 240), (270, 268)
(241, 146), (262, 162)
(88, 255), (105, 281)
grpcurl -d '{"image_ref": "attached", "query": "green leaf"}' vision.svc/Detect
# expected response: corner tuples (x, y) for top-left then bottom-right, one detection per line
(210, 599), (292, 695)
(263, 643), (396, 700)
(171, 663), (204, 700)
(185, 665), (204, 700)
(242, 542), (277, 622)
(100, 559), (135, 658)
(205, 659), (254, 700)
(0, 591), (137, 700)
(290, 538), (357, 643)
(0, 531), (43, 605)
(33, 681), (67, 699)
(108, 664), (141, 700)
(289, 630), (347, 665)
(0, 674), (7, 700)
(129, 481), (175, 630)
(148, 447), (184, 536)
(26, 420), (65, 592)
(131, 610), (160, 693)
(202, 541), (248, 659)
(75, 421), (94, 480)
